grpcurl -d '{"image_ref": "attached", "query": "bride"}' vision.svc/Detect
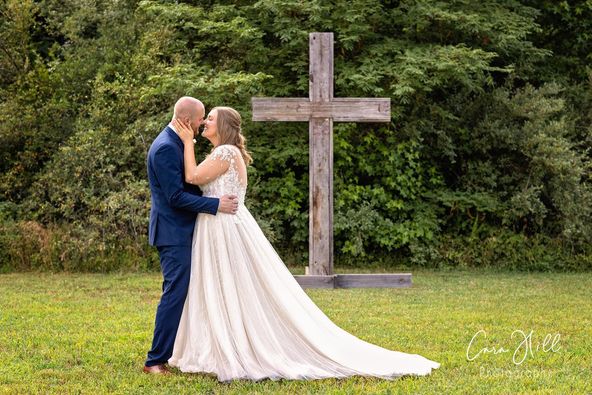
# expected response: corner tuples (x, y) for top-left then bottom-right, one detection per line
(168, 106), (440, 382)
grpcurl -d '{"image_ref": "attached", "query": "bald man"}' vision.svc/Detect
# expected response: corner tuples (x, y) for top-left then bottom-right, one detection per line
(144, 96), (238, 374)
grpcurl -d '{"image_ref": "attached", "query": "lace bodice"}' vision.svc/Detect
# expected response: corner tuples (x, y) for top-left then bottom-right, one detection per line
(199, 144), (247, 204)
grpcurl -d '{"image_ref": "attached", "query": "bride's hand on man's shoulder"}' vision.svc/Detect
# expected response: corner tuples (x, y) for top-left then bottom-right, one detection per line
(172, 119), (194, 144)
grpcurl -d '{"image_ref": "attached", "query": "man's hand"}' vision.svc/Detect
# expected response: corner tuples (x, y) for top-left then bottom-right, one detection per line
(218, 195), (239, 214)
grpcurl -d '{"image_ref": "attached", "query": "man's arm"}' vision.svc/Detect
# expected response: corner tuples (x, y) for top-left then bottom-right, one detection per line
(152, 144), (219, 214)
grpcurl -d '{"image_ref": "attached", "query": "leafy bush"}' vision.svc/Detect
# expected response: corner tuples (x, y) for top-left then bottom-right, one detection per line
(1, 0), (591, 271)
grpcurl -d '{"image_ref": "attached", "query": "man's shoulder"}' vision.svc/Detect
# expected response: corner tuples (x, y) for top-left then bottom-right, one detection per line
(149, 127), (177, 154)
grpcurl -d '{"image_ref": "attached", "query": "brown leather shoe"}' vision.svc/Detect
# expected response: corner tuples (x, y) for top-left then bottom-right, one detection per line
(143, 364), (171, 375)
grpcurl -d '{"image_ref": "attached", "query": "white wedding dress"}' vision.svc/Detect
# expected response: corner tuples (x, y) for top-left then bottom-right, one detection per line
(168, 144), (440, 382)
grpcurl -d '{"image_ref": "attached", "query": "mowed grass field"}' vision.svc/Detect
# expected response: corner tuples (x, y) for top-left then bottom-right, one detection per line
(0, 268), (590, 394)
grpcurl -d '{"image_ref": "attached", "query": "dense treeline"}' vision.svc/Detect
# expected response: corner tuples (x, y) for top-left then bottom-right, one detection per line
(1, 0), (591, 271)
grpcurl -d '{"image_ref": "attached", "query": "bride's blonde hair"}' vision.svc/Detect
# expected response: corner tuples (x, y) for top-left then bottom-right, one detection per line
(213, 106), (253, 165)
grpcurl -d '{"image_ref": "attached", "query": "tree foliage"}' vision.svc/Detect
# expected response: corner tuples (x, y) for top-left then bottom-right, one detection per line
(1, 0), (591, 271)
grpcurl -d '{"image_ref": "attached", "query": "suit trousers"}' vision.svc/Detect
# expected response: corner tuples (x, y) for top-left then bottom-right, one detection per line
(145, 245), (192, 367)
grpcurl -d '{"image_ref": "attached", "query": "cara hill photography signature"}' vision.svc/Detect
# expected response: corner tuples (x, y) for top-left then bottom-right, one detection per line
(466, 329), (561, 365)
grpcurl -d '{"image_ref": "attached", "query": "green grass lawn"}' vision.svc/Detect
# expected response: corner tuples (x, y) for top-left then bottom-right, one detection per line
(0, 268), (590, 394)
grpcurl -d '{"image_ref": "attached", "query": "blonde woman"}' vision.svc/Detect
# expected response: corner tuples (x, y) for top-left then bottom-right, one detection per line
(168, 106), (439, 382)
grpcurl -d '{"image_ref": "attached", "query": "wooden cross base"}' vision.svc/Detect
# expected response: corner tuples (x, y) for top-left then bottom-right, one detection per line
(294, 273), (412, 289)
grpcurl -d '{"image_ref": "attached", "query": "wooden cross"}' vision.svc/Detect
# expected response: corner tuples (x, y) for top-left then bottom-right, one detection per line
(251, 32), (391, 278)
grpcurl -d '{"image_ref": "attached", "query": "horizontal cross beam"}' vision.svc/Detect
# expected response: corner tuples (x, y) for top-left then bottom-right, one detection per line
(252, 97), (391, 122)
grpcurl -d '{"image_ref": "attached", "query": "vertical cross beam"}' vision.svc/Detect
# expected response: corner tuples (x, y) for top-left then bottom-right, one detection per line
(308, 33), (333, 275)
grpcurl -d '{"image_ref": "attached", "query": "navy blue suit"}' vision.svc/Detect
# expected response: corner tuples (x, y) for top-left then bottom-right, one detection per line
(145, 126), (219, 367)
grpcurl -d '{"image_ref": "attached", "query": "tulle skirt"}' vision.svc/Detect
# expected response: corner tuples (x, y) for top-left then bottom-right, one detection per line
(168, 205), (440, 382)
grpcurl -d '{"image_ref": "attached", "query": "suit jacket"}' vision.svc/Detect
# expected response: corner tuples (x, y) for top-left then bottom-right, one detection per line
(147, 126), (219, 246)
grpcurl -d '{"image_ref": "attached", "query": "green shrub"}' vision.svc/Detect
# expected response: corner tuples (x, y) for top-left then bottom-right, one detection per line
(0, 220), (160, 272)
(1, 0), (591, 271)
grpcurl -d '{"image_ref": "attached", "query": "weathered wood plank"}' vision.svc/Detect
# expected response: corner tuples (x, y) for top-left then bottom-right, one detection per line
(309, 117), (333, 275)
(293, 275), (335, 288)
(293, 274), (413, 289)
(329, 98), (391, 122)
(308, 33), (334, 276)
(335, 273), (412, 288)
(251, 98), (309, 121)
(251, 97), (391, 122)
(309, 32), (333, 102)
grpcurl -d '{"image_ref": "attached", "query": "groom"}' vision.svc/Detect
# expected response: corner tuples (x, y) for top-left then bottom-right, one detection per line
(144, 96), (238, 374)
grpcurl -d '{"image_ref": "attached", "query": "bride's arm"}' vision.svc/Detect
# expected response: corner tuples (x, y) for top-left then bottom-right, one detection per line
(173, 119), (230, 185)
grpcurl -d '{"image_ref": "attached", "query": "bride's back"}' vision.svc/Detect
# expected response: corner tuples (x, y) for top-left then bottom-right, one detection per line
(200, 144), (247, 204)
